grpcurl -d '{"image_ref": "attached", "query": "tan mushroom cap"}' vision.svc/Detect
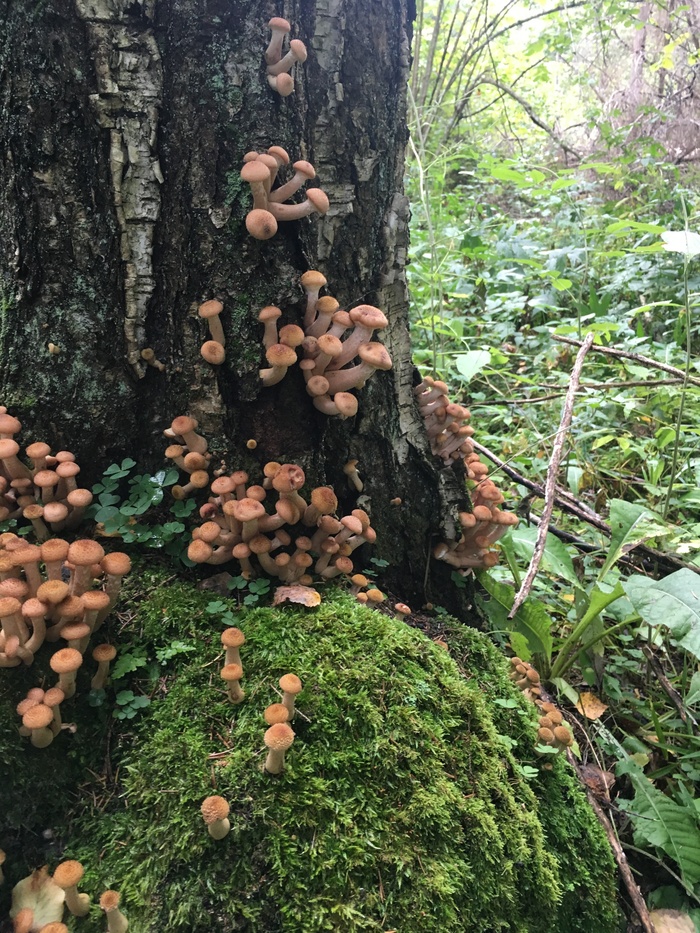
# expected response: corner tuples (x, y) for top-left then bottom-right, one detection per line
(93, 644), (117, 663)
(53, 860), (84, 888)
(82, 590), (111, 611)
(265, 343), (297, 368)
(41, 538), (70, 562)
(198, 299), (224, 319)
(101, 552), (132, 576)
(264, 722), (295, 752)
(99, 890), (121, 911)
(43, 686), (65, 707)
(37, 924), (69, 933)
(0, 595), (21, 618)
(221, 628), (245, 649)
(0, 413), (21, 435)
(279, 673), (302, 695)
(334, 393), (359, 417)
(68, 539), (105, 567)
(200, 794), (230, 823)
(241, 159), (271, 186)
(306, 188), (330, 214)
(201, 340), (226, 365)
(37, 580), (70, 605)
(22, 704), (54, 729)
(188, 539), (213, 563)
(246, 208), (278, 240)
(43, 502), (69, 524)
(264, 703), (290, 725)
(220, 663), (243, 683)
(50, 647), (83, 674)
(300, 269), (327, 290)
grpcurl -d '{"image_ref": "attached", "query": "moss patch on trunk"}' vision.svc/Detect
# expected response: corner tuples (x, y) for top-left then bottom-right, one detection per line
(0, 575), (620, 932)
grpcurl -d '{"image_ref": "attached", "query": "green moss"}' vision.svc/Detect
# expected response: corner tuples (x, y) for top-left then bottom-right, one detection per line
(1, 579), (620, 932)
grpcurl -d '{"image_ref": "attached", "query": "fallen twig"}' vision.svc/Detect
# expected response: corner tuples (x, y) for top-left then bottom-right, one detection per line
(510, 334), (595, 616)
(568, 752), (656, 933)
(641, 645), (699, 732)
(552, 334), (700, 388)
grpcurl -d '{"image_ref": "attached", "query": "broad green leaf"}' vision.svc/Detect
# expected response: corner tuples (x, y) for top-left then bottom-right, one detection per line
(591, 434), (615, 450)
(598, 499), (669, 581)
(624, 569), (700, 660)
(476, 571), (553, 662)
(661, 230), (700, 259)
(686, 671), (700, 706)
(617, 757), (700, 886)
(507, 524), (581, 589)
(455, 350), (491, 382)
(605, 219), (666, 235)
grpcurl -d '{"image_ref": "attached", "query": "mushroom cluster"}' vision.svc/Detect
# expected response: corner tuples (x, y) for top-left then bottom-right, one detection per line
(413, 379), (518, 570)
(0, 408), (94, 539)
(9, 862), (126, 932)
(258, 272), (393, 418)
(508, 656), (542, 699)
(187, 461), (376, 584)
(265, 18), (307, 97)
(241, 147), (329, 241)
(0, 532), (129, 681)
(163, 415), (213, 500)
(536, 701), (574, 753)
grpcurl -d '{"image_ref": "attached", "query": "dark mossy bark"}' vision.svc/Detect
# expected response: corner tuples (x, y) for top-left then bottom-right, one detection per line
(0, 0), (470, 607)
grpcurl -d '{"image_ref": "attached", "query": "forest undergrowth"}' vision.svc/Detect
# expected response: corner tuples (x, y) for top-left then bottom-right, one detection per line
(406, 140), (700, 927)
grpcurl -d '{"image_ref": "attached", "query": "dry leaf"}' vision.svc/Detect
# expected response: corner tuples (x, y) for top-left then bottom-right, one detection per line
(575, 691), (608, 720)
(649, 909), (695, 933)
(579, 764), (615, 799)
(273, 585), (321, 607)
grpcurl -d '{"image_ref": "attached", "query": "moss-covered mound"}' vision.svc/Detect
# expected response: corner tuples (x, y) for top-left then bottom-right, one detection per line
(0, 578), (620, 932)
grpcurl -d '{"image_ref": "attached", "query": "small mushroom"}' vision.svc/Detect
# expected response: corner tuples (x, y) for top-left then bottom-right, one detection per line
(260, 343), (297, 387)
(198, 299), (226, 346)
(49, 647), (83, 699)
(221, 628), (245, 667)
(263, 722), (295, 775)
(22, 703), (54, 748)
(91, 644), (117, 690)
(265, 18), (291, 66)
(99, 890), (128, 933)
(200, 795), (231, 840)
(221, 662), (245, 704)
(201, 340), (226, 365)
(52, 860), (90, 917)
(245, 208), (278, 240)
(267, 188), (329, 221)
(279, 673), (302, 719)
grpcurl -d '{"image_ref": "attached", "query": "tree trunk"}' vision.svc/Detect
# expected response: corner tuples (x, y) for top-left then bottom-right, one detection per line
(0, 0), (470, 607)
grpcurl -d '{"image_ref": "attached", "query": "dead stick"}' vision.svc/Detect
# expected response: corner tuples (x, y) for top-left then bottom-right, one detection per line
(510, 334), (595, 617)
(569, 755), (656, 933)
(552, 334), (700, 388)
(641, 645), (699, 731)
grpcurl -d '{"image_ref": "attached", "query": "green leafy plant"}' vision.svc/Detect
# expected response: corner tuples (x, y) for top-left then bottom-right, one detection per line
(90, 459), (193, 561)
(227, 575), (271, 607)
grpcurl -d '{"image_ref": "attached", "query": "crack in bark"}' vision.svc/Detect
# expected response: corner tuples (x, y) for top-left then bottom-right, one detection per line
(75, 0), (162, 378)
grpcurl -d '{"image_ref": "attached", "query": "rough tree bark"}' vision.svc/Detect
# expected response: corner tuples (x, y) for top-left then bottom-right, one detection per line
(0, 0), (470, 607)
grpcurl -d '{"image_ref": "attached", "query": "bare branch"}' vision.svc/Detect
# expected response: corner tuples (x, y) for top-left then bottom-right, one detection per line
(509, 333), (594, 617)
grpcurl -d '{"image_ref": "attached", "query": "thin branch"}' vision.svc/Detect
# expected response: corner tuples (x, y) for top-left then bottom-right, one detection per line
(641, 644), (699, 732)
(570, 761), (657, 933)
(552, 334), (700, 387)
(509, 334), (595, 617)
(479, 77), (583, 158)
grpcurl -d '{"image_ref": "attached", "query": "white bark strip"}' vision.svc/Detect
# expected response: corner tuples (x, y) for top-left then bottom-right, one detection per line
(75, 0), (162, 378)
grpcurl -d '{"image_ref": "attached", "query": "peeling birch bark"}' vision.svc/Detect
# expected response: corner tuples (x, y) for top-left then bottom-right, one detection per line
(76, 0), (163, 378)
